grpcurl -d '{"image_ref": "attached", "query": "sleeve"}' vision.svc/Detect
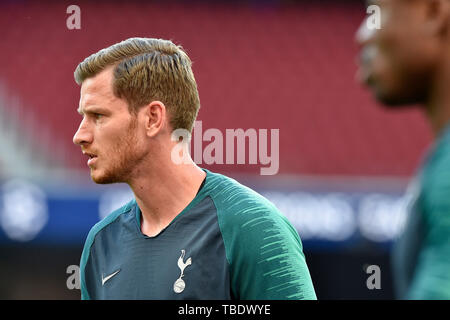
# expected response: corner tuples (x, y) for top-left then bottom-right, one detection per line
(80, 250), (90, 300)
(407, 149), (450, 299)
(216, 194), (317, 300)
(78, 201), (133, 300)
(80, 224), (100, 300)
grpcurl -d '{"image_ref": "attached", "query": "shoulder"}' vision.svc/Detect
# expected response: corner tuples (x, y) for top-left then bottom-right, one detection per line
(422, 132), (450, 209)
(79, 199), (135, 300)
(87, 199), (135, 245)
(419, 131), (450, 239)
(80, 199), (135, 267)
(206, 170), (281, 220)
(205, 170), (301, 261)
(205, 171), (298, 236)
(204, 171), (316, 299)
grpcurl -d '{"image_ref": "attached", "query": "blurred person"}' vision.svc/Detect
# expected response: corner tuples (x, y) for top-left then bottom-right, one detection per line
(356, 0), (450, 299)
(72, 37), (316, 300)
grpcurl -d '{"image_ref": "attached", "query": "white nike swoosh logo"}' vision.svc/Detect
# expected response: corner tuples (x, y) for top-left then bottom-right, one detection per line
(102, 269), (120, 286)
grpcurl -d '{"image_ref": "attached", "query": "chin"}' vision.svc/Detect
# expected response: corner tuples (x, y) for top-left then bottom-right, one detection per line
(375, 91), (422, 109)
(375, 93), (410, 108)
(368, 80), (420, 108)
(91, 175), (110, 184)
(366, 70), (427, 108)
(91, 170), (120, 185)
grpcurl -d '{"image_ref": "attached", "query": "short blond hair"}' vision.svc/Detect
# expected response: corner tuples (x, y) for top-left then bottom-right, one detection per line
(74, 37), (200, 132)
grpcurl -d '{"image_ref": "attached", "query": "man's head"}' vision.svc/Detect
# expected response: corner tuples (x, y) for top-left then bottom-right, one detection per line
(73, 38), (200, 184)
(356, 0), (450, 107)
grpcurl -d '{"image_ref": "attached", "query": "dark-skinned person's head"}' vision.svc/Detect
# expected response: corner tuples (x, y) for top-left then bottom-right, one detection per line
(356, 0), (450, 107)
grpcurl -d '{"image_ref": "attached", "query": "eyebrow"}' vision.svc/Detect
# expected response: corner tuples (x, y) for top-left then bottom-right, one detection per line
(77, 105), (108, 115)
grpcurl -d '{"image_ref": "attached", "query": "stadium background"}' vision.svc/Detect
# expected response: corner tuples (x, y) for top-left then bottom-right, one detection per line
(0, 0), (432, 299)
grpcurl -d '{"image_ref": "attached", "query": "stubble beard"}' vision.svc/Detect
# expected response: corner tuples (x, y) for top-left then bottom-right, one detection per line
(91, 118), (148, 185)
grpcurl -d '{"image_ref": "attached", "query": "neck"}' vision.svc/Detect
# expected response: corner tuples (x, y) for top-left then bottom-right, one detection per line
(425, 53), (450, 137)
(128, 154), (206, 237)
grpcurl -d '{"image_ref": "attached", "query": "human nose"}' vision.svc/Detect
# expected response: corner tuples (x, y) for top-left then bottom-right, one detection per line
(355, 17), (376, 47)
(73, 118), (93, 146)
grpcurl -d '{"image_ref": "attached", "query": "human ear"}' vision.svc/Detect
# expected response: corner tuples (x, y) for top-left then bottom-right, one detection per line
(143, 101), (167, 138)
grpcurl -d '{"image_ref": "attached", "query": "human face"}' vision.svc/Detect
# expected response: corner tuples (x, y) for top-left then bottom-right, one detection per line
(73, 67), (148, 184)
(356, 0), (437, 106)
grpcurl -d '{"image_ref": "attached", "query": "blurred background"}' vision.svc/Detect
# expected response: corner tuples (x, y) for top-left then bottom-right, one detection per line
(0, 0), (433, 299)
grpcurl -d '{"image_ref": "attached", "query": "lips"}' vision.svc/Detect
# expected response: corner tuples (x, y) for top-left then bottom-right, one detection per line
(357, 48), (374, 86)
(83, 151), (98, 167)
(356, 63), (371, 86)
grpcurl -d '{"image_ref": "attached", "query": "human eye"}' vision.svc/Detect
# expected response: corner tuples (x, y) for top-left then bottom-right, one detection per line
(85, 109), (107, 122)
(91, 112), (105, 122)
